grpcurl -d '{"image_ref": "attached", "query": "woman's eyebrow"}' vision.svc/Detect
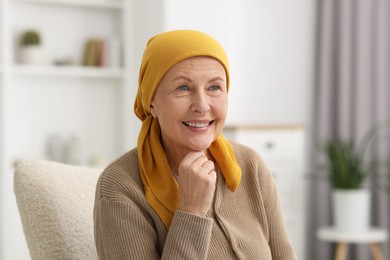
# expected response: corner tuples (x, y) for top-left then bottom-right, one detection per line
(171, 76), (225, 83)
(171, 75), (192, 82)
(208, 76), (224, 83)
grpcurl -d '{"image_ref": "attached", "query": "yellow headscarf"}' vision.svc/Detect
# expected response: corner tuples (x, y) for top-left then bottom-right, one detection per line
(134, 30), (241, 227)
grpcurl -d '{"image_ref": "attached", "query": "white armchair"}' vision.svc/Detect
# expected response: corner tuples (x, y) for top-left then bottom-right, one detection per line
(14, 159), (101, 260)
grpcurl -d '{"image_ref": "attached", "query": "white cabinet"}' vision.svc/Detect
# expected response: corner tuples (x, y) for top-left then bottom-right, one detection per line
(223, 125), (307, 260)
(0, 1), (134, 259)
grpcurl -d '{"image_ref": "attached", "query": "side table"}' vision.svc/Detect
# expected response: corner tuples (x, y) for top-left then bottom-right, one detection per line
(317, 226), (389, 260)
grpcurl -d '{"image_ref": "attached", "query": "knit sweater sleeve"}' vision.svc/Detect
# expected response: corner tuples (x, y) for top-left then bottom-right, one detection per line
(94, 195), (161, 259)
(162, 210), (213, 259)
(94, 196), (213, 260)
(93, 154), (214, 260)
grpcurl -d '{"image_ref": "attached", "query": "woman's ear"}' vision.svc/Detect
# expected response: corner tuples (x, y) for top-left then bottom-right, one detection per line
(150, 104), (157, 118)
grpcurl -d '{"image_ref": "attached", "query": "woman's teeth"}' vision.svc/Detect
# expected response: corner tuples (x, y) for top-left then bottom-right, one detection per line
(184, 122), (210, 128)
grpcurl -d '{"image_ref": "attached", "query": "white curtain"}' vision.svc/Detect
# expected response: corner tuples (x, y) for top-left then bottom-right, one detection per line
(308, 0), (390, 259)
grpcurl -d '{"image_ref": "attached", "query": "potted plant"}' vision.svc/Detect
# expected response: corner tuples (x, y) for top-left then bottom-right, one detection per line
(321, 124), (390, 233)
(19, 29), (43, 65)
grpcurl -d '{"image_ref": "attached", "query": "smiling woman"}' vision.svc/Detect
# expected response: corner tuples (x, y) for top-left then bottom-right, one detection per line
(150, 56), (228, 175)
(93, 30), (297, 260)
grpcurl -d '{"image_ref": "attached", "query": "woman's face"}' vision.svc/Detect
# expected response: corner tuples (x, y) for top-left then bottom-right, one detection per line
(150, 56), (228, 157)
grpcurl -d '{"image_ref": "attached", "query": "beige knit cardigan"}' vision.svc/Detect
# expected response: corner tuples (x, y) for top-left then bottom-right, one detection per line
(94, 142), (297, 259)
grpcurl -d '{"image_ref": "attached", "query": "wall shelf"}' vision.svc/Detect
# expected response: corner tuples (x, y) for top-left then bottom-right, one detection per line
(10, 65), (124, 79)
(13, 0), (123, 10)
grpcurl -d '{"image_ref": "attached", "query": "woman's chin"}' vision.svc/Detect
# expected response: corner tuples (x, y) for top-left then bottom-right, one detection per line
(186, 139), (214, 152)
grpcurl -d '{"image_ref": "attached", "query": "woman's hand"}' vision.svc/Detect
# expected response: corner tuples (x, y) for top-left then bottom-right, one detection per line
(177, 152), (217, 217)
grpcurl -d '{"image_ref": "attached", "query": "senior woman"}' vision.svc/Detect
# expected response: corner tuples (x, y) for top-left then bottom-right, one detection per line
(94, 30), (297, 259)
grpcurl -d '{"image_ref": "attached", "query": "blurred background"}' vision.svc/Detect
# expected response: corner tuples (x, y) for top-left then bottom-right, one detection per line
(1, 0), (389, 259)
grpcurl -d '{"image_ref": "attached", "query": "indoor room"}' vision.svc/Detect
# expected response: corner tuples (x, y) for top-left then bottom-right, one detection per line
(0, 0), (389, 259)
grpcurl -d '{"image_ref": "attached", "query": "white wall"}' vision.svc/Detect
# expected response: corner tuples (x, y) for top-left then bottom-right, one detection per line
(124, 0), (166, 149)
(164, 0), (316, 127)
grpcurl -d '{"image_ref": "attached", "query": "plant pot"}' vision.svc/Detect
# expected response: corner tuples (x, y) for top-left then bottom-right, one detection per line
(332, 189), (371, 233)
(20, 46), (43, 65)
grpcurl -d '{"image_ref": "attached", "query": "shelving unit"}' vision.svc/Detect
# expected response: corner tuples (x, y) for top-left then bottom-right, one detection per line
(14, 0), (123, 9)
(0, 0), (135, 259)
(2, 0), (128, 162)
(10, 64), (124, 78)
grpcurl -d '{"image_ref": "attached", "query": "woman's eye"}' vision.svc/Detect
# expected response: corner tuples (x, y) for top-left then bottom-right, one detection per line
(178, 85), (188, 91)
(209, 85), (221, 91)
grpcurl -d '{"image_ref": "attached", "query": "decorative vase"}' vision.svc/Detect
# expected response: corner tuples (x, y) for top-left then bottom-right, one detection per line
(332, 189), (371, 233)
(20, 46), (43, 65)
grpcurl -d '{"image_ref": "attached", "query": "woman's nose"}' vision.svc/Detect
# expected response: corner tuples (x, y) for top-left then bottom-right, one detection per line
(191, 91), (210, 114)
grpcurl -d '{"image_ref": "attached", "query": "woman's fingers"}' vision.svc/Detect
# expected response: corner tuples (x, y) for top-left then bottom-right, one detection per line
(192, 155), (214, 175)
(177, 151), (217, 217)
